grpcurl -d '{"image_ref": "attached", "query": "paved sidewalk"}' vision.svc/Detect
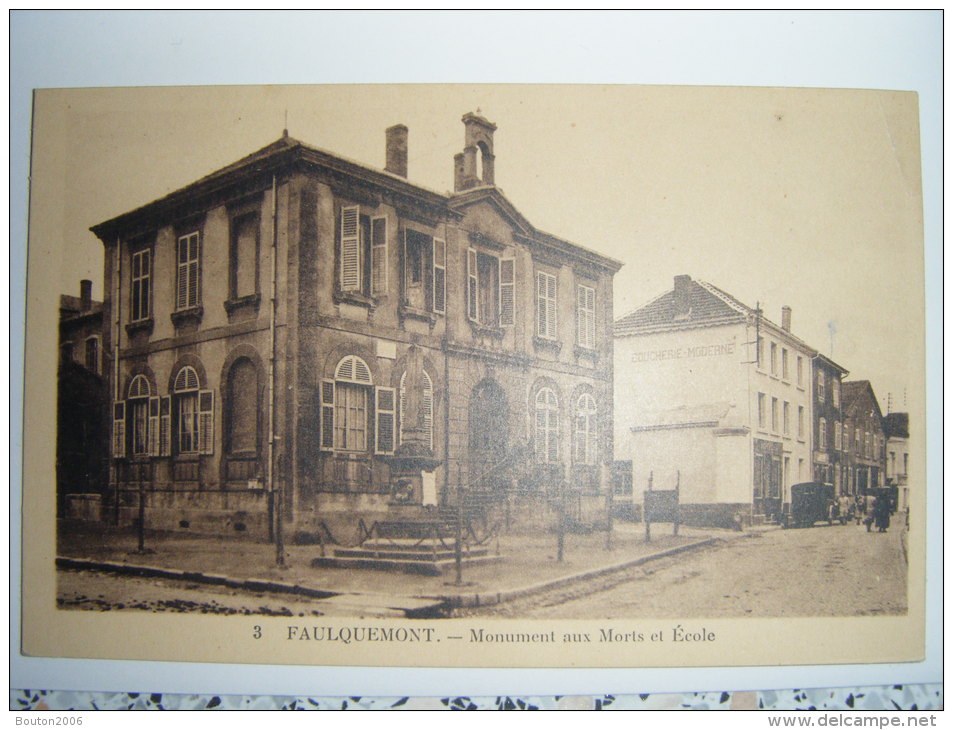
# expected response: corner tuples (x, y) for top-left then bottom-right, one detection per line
(57, 520), (740, 614)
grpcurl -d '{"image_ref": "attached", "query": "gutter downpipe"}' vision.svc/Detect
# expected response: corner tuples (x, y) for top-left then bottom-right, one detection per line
(113, 239), (122, 525)
(269, 173), (285, 567)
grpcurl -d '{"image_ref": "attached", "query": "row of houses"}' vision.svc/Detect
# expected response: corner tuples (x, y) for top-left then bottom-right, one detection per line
(56, 112), (909, 539)
(612, 275), (910, 527)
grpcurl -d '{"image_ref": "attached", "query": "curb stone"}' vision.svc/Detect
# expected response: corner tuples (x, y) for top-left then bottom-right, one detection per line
(56, 535), (725, 616)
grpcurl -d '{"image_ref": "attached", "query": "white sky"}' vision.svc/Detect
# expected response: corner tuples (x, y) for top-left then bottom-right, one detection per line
(41, 84), (924, 415)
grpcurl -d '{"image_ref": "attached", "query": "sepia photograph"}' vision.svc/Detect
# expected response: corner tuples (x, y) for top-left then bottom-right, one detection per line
(23, 83), (925, 669)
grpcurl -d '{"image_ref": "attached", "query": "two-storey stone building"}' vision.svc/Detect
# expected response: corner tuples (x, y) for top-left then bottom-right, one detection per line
(91, 113), (621, 541)
(613, 275), (816, 527)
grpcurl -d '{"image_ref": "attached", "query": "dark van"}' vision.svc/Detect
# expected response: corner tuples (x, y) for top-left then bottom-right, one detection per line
(784, 482), (836, 528)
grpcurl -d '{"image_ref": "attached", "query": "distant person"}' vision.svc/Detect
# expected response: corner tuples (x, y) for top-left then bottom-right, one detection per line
(873, 494), (891, 533)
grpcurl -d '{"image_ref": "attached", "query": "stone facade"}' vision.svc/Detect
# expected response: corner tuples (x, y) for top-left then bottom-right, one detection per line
(91, 114), (621, 541)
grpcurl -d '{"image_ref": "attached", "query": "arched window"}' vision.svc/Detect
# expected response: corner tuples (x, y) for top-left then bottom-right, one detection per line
(331, 356), (373, 452)
(226, 358), (258, 455)
(574, 393), (597, 465)
(128, 375), (152, 455)
(534, 388), (560, 463)
(171, 366), (213, 455)
(399, 370), (433, 449)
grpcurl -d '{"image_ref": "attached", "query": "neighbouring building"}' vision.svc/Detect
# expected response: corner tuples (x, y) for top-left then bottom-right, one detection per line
(89, 113), (622, 542)
(57, 279), (106, 517)
(613, 275), (815, 528)
(882, 411), (910, 511)
(841, 380), (886, 495)
(811, 353), (849, 495)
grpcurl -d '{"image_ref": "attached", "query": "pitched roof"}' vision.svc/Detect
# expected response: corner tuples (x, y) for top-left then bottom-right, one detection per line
(882, 412), (909, 439)
(614, 277), (749, 336)
(59, 294), (103, 320)
(842, 380), (884, 420)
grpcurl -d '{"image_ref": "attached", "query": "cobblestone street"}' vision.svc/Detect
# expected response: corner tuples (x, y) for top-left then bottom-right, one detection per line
(462, 521), (908, 619)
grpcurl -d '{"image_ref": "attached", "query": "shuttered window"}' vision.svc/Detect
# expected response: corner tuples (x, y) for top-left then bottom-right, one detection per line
(467, 248), (479, 321)
(128, 375), (151, 456)
(375, 387), (396, 455)
(339, 206), (361, 292)
(176, 232), (201, 310)
(173, 366), (203, 455)
(499, 258), (515, 326)
(577, 284), (595, 348)
(536, 272), (557, 339)
(323, 356), (374, 453)
(112, 402), (126, 458)
(148, 396), (160, 456)
(130, 249), (151, 322)
(399, 370), (434, 450)
(574, 394), (597, 465)
(535, 387), (560, 463)
(432, 238), (446, 314)
(159, 396), (171, 457)
(320, 380), (335, 451)
(371, 216), (387, 296)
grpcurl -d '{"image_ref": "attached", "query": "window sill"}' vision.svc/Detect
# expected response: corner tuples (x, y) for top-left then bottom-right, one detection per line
(334, 290), (374, 308)
(534, 336), (562, 354)
(468, 319), (504, 338)
(224, 293), (261, 315)
(574, 344), (599, 361)
(171, 306), (204, 328)
(125, 318), (154, 337)
(400, 304), (438, 325)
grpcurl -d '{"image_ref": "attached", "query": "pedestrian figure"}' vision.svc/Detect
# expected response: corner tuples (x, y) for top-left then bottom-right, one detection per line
(873, 494), (890, 533)
(855, 494), (866, 526)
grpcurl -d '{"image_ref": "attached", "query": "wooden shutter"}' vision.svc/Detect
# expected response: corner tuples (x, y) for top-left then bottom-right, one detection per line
(112, 401), (126, 458)
(148, 396), (160, 456)
(159, 396), (171, 457)
(375, 386), (396, 455)
(198, 389), (214, 454)
(537, 272), (557, 339)
(467, 248), (479, 321)
(188, 234), (200, 307)
(546, 273), (557, 339)
(340, 206), (361, 292)
(578, 284), (595, 348)
(432, 238), (446, 314)
(176, 237), (188, 310)
(320, 380), (335, 451)
(371, 216), (387, 296)
(499, 258), (515, 326)
(423, 373), (433, 449)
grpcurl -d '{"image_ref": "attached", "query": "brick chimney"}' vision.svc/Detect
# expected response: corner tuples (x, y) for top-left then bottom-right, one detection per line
(385, 124), (408, 178)
(454, 112), (497, 192)
(673, 275), (692, 320)
(80, 279), (93, 312)
(781, 305), (792, 332)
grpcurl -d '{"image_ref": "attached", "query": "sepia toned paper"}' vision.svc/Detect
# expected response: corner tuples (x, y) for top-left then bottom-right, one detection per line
(22, 84), (926, 670)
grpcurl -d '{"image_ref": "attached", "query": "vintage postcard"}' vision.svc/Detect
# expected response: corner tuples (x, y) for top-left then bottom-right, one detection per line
(22, 84), (926, 669)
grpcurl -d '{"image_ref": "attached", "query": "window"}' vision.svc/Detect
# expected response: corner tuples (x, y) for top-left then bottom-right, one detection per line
(399, 370), (434, 450)
(84, 337), (99, 373)
(401, 229), (445, 314)
(783, 401), (790, 436)
(865, 432), (871, 458)
(797, 405), (805, 439)
(817, 370), (825, 403)
(339, 206), (387, 298)
(229, 211), (259, 299)
(832, 379), (840, 408)
(855, 427), (861, 452)
(128, 375), (152, 456)
(797, 356), (804, 386)
(771, 397), (779, 433)
(577, 284), (596, 349)
(536, 271), (558, 339)
(757, 393), (766, 429)
(574, 394), (597, 465)
(781, 348), (789, 380)
(757, 337), (765, 368)
(130, 248), (151, 322)
(834, 420), (842, 450)
(843, 423), (849, 452)
(466, 248), (513, 327)
(534, 388), (560, 462)
(173, 366), (213, 455)
(321, 356), (395, 456)
(770, 343), (778, 375)
(819, 418), (827, 451)
(176, 232), (201, 310)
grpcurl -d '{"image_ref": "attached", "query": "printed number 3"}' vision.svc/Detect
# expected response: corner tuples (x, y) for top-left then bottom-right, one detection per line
(253, 625), (262, 639)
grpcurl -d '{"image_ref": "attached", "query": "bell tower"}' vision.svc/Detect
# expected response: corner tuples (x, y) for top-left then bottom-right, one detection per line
(453, 112), (497, 192)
